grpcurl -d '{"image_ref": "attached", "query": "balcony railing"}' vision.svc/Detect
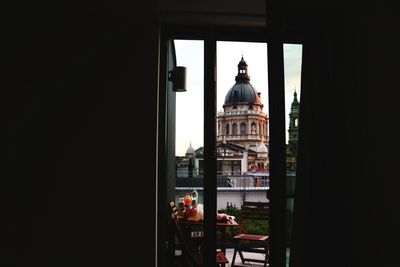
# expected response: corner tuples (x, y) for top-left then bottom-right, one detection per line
(175, 175), (269, 190)
(216, 134), (267, 141)
(217, 110), (266, 117)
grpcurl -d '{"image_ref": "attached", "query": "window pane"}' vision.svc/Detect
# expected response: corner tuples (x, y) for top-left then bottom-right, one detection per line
(283, 43), (302, 267)
(173, 39), (204, 266)
(216, 41), (269, 256)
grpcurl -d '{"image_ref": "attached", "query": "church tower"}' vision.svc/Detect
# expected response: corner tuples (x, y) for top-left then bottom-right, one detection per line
(288, 90), (300, 155)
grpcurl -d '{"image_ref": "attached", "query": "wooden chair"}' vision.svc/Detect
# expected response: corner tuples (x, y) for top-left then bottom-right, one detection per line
(231, 201), (270, 267)
(169, 201), (229, 267)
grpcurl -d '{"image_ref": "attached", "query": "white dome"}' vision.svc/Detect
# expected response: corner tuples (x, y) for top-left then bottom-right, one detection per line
(257, 143), (268, 153)
(186, 143), (195, 155)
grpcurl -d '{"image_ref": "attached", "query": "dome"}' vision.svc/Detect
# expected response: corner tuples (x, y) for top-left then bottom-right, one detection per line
(185, 142), (195, 156)
(224, 82), (263, 107)
(223, 56), (263, 107)
(257, 143), (268, 153)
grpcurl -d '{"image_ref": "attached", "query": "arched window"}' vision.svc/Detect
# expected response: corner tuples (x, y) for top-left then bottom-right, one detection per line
(226, 123), (230, 135)
(232, 123), (238, 135)
(240, 123), (246, 134)
(251, 122), (257, 134)
(218, 124), (220, 135)
(259, 123), (262, 135)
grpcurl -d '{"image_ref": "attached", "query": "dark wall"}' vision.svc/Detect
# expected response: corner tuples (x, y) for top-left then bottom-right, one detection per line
(4, 1), (158, 266)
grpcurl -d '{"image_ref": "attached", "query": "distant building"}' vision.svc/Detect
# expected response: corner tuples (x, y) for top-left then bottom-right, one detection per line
(176, 142), (199, 177)
(176, 57), (300, 182)
(286, 90), (300, 171)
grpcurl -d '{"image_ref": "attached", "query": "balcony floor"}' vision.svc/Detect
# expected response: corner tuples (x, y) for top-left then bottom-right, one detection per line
(224, 248), (290, 267)
(174, 248), (290, 267)
(224, 248), (266, 266)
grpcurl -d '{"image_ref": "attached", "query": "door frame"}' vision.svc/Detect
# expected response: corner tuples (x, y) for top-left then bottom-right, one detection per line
(157, 23), (292, 267)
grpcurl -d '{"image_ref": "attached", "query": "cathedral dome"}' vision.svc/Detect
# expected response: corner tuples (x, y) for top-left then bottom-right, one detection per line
(223, 56), (263, 107)
(224, 83), (262, 107)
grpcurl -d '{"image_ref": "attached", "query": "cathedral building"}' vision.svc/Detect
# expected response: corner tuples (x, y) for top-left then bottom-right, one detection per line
(216, 56), (269, 173)
(177, 57), (270, 177)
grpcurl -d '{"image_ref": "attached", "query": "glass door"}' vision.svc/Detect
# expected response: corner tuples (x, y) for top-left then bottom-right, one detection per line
(158, 27), (302, 267)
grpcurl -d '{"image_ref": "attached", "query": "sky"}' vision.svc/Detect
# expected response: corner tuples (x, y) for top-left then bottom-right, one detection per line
(174, 40), (302, 156)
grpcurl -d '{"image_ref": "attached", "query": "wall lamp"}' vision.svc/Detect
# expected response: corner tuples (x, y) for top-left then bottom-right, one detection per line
(168, 66), (187, 92)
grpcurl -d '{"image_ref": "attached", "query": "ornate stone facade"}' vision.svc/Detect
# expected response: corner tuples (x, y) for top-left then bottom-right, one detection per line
(217, 57), (268, 147)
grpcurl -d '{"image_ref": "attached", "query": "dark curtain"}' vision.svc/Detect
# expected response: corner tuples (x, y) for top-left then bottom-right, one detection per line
(266, 1), (400, 267)
(289, 21), (353, 267)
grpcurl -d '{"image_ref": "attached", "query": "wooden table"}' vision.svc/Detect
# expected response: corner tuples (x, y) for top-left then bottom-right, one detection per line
(177, 217), (239, 265)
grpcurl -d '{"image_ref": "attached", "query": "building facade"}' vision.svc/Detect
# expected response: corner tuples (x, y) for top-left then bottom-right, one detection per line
(216, 56), (270, 173)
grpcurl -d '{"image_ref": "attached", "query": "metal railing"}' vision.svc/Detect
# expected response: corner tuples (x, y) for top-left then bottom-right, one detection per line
(217, 110), (266, 117)
(175, 175), (269, 189)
